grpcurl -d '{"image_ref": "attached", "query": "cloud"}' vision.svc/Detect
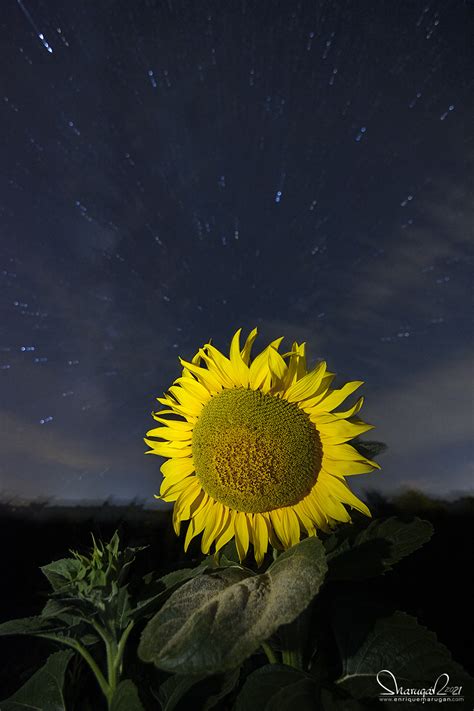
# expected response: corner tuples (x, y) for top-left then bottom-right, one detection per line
(342, 181), (472, 327)
(356, 351), (474, 496)
(369, 353), (473, 453)
(0, 409), (111, 473)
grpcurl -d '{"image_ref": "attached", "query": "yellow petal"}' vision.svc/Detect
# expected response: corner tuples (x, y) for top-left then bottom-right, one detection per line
(310, 381), (364, 414)
(184, 499), (212, 551)
(160, 457), (195, 477)
(317, 419), (374, 444)
(267, 347), (288, 392)
(282, 342), (306, 389)
(229, 328), (251, 387)
(152, 414), (194, 430)
(321, 472), (371, 517)
(284, 361), (326, 402)
(293, 501), (316, 536)
(249, 349), (271, 391)
(249, 337), (284, 392)
(174, 376), (212, 403)
(173, 482), (205, 533)
(214, 510), (236, 552)
(210, 507), (232, 549)
(201, 503), (225, 554)
(160, 476), (193, 500)
(285, 507), (301, 547)
(178, 357), (223, 393)
(323, 443), (379, 467)
(155, 398), (198, 422)
(198, 346), (236, 388)
(240, 327), (258, 365)
(269, 508), (300, 549)
(234, 511), (251, 561)
(299, 493), (329, 529)
(322, 455), (377, 477)
(262, 512), (282, 549)
(160, 472), (194, 496)
(144, 440), (193, 458)
(251, 514), (269, 566)
(146, 426), (193, 442)
(299, 373), (337, 408)
(332, 396), (365, 419)
(312, 482), (351, 522)
(168, 385), (204, 415)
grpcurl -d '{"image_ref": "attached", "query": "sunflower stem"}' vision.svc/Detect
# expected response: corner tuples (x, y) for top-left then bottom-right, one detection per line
(281, 647), (304, 670)
(39, 633), (110, 700)
(261, 641), (279, 665)
(280, 610), (308, 671)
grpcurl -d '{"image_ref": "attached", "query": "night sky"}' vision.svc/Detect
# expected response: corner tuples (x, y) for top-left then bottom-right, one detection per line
(1, 1), (472, 507)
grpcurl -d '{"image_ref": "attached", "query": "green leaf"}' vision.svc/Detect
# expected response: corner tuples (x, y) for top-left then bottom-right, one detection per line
(236, 664), (317, 711)
(0, 615), (67, 637)
(352, 440), (387, 459)
(157, 669), (239, 711)
(116, 542), (148, 588)
(113, 586), (132, 629)
(40, 558), (82, 591)
(138, 536), (327, 674)
(320, 689), (365, 711)
(202, 667), (240, 710)
(110, 679), (145, 711)
(0, 650), (73, 710)
(0, 612), (100, 651)
(49, 592), (100, 618)
(156, 674), (206, 711)
(129, 559), (211, 622)
(41, 599), (78, 621)
(218, 539), (240, 565)
(41, 601), (100, 645)
(47, 532), (145, 601)
(333, 601), (474, 699)
(158, 559), (211, 590)
(324, 517), (433, 580)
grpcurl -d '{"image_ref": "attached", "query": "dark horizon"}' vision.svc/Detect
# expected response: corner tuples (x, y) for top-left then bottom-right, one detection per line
(1, 486), (473, 514)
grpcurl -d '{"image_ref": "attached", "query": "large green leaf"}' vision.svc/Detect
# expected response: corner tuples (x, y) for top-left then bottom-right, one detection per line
(0, 650), (73, 710)
(139, 537), (327, 674)
(236, 664), (317, 711)
(110, 679), (145, 711)
(333, 601), (473, 700)
(324, 517), (433, 580)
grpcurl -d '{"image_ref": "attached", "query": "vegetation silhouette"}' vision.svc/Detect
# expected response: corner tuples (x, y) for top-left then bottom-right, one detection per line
(0, 490), (472, 703)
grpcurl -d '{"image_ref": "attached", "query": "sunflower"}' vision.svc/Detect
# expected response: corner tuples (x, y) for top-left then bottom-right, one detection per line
(145, 328), (379, 565)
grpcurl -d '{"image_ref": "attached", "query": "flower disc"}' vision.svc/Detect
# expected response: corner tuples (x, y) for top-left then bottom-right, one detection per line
(192, 388), (322, 513)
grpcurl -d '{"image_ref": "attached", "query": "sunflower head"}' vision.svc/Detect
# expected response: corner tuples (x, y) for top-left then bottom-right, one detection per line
(145, 328), (380, 565)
